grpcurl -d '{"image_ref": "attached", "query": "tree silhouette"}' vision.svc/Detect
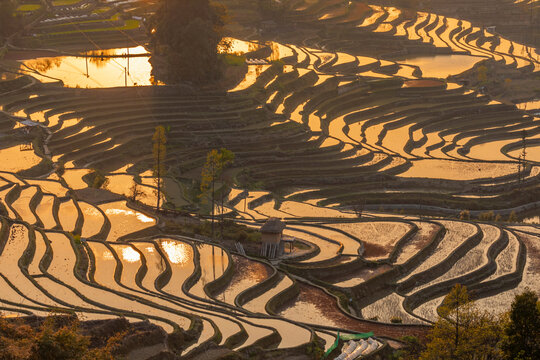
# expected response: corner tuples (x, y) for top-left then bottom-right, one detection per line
(0, 0), (21, 42)
(421, 284), (502, 359)
(200, 148), (234, 241)
(152, 126), (167, 210)
(501, 289), (540, 360)
(147, 0), (227, 84)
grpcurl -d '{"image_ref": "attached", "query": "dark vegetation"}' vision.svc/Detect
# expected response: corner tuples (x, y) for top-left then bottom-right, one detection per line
(147, 0), (227, 84)
(394, 286), (540, 360)
(0, 0), (21, 42)
(1, 1), (539, 359)
(1, 315), (119, 360)
(0, 315), (199, 360)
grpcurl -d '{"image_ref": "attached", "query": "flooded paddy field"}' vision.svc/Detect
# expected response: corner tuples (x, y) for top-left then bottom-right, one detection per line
(0, 0), (538, 357)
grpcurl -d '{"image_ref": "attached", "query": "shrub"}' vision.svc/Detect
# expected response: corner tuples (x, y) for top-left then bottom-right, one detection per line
(237, 231), (248, 242)
(222, 54), (245, 66)
(390, 317), (403, 324)
(305, 337), (325, 359)
(56, 161), (66, 176)
(478, 211), (495, 221)
(508, 211), (518, 222)
(86, 170), (109, 189)
(459, 210), (470, 220)
(0, 316), (115, 360)
(72, 233), (82, 244)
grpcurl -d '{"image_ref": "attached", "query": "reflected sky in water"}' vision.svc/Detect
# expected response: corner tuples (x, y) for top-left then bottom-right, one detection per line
(400, 54), (483, 78)
(122, 246), (141, 263)
(20, 38), (262, 89)
(160, 240), (192, 265)
(21, 46), (152, 88)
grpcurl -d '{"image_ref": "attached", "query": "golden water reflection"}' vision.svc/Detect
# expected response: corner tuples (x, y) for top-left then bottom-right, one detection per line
(0, 145), (42, 172)
(21, 46), (152, 88)
(121, 246), (141, 263)
(105, 208), (154, 223)
(160, 240), (192, 265)
(399, 54), (483, 78)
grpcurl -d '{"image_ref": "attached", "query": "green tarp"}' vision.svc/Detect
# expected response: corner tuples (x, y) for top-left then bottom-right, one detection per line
(322, 331), (374, 359)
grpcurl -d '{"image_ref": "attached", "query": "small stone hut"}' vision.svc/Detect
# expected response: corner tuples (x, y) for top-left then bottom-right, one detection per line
(259, 218), (286, 259)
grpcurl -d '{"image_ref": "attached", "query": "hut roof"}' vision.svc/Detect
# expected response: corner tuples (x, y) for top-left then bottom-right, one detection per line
(260, 217), (286, 234)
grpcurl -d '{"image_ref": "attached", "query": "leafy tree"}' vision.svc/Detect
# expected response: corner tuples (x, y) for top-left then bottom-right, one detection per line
(33, 318), (89, 360)
(501, 289), (540, 360)
(200, 148), (234, 240)
(147, 0), (226, 84)
(0, 0), (21, 42)
(420, 284), (502, 359)
(152, 126), (167, 210)
(0, 316), (34, 359)
(0, 315), (115, 360)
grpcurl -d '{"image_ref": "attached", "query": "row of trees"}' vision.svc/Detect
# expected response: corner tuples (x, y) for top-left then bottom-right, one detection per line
(398, 285), (540, 360)
(0, 316), (117, 360)
(459, 210), (519, 222)
(200, 148), (235, 241)
(151, 126), (235, 241)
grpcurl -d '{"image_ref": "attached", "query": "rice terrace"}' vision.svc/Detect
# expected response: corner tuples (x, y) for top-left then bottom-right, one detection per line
(0, 0), (539, 359)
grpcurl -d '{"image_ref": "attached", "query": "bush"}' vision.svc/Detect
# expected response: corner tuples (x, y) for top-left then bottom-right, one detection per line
(0, 316), (115, 360)
(305, 338), (325, 359)
(508, 211), (518, 222)
(222, 54), (245, 66)
(72, 233), (82, 244)
(56, 161), (66, 176)
(478, 211), (495, 221)
(459, 210), (470, 220)
(247, 232), (260, 242)
(85, 170), (109, 189)
(390, 317), (403, 324)
(395, 335), (424, 360)
(237, 231), (248, 242)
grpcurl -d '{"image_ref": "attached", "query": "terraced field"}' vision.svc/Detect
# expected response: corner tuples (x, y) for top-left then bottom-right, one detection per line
(0, 0), (539, 358)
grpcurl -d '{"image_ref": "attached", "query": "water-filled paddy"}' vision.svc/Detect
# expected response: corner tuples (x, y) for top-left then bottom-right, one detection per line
(399, 54), (483, 78)
(21, 46), (152, 88)
(98, 201), (155, 241)
(399, 159), (518, 180)
(243, 275), (294, 314)
(1, 0), (539, 351)
(19, 38), (262, 89)
(188, 244), (229, 299)
(0, 146), (42, 172)
(516, 99), (540, 111)
(217, 255), (272, 305)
